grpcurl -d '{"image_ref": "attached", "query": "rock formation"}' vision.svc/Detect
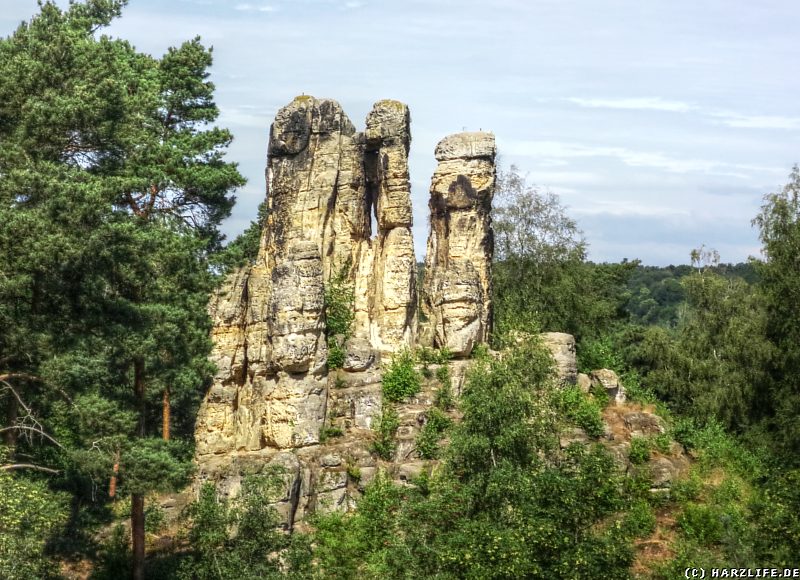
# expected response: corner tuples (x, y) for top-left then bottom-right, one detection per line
(540, 332), (578, 384)
(194, 96), (498, 527)
(421, 132), (496, 357)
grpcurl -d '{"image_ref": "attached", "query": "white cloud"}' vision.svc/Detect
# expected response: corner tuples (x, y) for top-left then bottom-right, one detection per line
(500, 139), (785, 177)
(502, 140), (715, 174)
(344, 1), (365, 8)
(711, 112), (800, 130)
(567, 97), (695, 113)
(235, 3), (277, 12)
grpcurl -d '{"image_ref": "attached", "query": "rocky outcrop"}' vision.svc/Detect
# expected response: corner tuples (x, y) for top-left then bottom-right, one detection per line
(590, 368), (627, 404)
(194, 97), (501, 528)
(421, 132), (496, 357)
(541, 332), (578, 383)
(196, 97), (426, 460)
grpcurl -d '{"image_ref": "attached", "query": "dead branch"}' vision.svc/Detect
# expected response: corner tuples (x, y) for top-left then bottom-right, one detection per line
(0, 463), (61, 475)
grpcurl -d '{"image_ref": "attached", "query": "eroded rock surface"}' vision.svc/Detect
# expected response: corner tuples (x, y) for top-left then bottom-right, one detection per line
(541, 332), (578, 384)
(421, 132), (497, 357)
(195, 98), (503, 529)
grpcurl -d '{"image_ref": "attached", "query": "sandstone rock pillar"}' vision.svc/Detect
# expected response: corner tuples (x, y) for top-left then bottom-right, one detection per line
(362, 100), (417, 353)
(421, 132), (496, 357)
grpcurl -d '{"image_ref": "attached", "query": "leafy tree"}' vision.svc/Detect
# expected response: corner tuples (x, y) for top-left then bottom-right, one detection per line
(0, 450), (69, 579)
(211, 201), (268, 274)
(626, 263), (773, 432)
(753, 165), (800, 456)
(309, 340), (634, 578)
(178, 476), (291, 579)
(492, 165), (635, 345)
(0, 1), (243, 576)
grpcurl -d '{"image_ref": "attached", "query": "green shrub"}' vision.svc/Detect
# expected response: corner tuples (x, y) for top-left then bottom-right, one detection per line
(415, 408), (452, 459)
(629, 437), (651, 464)
(346, 464), (362, 482)
(178, 474), (292, 579)
(620, 370), (657, 404)
(320, 425), (344, 442)
(590, 382), (611, 407)
(144, 502), (166, 534)
(324, 264), (354, 369)
(679, 503), (724, 546)
(372, 406), (399, 460)
(622, 499), (657, 538)
(577, 335), (625, 373)
(382, 350), (421, 402)
(554, 385), (605, 438)
(434, 384), (454, 411)
(324, 265), (355, 338)
(652, 432), (672, 455)
(671, 472), (703, 503)
(471, 342), (490, 360)
(435, 364), (451, 385)
(327, 339), (346, 370)
(416, 346), (453, 365)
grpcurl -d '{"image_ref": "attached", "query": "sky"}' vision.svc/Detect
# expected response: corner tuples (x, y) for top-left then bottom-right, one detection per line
(3, 0), (799, 265)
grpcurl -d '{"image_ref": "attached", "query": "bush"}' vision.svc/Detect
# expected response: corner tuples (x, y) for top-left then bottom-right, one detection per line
(324, 264), (354, 369)
(372, 406), (399, 461)
(382, 350), (421, 402)
(671, 472), (703, 503)
(178, 474), (293, 579)
(578, 335), (625, 373)
(622, 499), (657, 538)
(416, 346), (452, 365)
(434, 384), (454, 411)
(554, 385), (605, 438)
(415, 408), (452, 459)
(629, 437), (651, 464)
(679, 503), (724, 546)
(324, 265), (355, 338)
(327, 339), (346, 370)
(320, 425), (344, 442)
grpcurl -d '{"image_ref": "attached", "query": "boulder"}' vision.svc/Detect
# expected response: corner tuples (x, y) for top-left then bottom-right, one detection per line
(540, 332), (577, 384)
(590, 368), (626, 404)
(623, 411), (666, 437)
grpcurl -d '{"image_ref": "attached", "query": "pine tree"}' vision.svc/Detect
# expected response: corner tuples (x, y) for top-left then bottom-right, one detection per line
(0, 1), (244, 575)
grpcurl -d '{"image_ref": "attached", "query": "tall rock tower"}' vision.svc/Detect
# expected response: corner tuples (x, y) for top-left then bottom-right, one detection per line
(421, 132), (497, 357)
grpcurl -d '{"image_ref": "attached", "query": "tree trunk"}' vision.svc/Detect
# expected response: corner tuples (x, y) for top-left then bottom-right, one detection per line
(134, 358), (146, 437)
(108, 450), (120, 498)
(132, 358), (146, 579)
(162, 387), (170, 441)
(131, 493), (145, 580)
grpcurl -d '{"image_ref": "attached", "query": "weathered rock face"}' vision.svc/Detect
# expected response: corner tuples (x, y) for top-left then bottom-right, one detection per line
(540, 332), (577, 384)
(590, 368), (627, 404)
(196, 97), (423, 473)
(195, 98), (498, 529)
(360, 100), (417, 352)
(421, 132), (496, 357)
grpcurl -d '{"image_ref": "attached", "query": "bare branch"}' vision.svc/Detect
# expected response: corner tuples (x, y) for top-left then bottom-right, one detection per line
(1, 463), (61, 475)
(0, 372), (42, 384)
(0, 426), (64, 449)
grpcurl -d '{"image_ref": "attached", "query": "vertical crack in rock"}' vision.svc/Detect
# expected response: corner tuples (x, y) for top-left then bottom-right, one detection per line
(421, 132), (497, 357)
